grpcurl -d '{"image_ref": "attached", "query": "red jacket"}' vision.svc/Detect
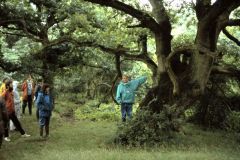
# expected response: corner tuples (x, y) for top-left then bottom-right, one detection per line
(22, 81), (35, 101)
(1, 90), (14, 114)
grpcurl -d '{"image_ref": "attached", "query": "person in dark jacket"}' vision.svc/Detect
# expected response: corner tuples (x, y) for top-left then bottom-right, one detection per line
(35, 83), (53, 138)
(0, 97), (8, 148)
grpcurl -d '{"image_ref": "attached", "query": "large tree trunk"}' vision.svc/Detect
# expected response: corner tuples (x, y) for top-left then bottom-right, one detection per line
(190, 0), (238, 126)
(139, 0), (174, 112)
(192, 21), (222, 94)
(192, 0), (240, 94)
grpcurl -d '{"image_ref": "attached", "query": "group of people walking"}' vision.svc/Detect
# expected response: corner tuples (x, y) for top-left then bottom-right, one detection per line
(0, 74), (54, 148)
(0, 71), (146, 148)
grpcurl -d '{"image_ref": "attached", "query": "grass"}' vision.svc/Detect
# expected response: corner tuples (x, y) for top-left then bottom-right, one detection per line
(1, 107), (240, 160)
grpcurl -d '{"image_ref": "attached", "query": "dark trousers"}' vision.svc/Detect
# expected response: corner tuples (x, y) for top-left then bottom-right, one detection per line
(0, 122), (3, 148)
(0, 133), (2, 148)
(22, 95), (33, 115)
(4, 112), (25, 137)
(121, 103), (133, 122)
(36, 108), (39, 120)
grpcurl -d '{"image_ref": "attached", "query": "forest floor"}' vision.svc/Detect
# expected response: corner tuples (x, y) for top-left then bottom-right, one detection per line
(0, 108), (240, 160)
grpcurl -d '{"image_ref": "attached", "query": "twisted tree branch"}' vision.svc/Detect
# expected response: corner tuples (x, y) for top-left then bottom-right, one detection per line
(211, 65), (240, 81)
(222, 28), (240, 46)
(226, 19), (240, 26)
(83, 0), (160, 33)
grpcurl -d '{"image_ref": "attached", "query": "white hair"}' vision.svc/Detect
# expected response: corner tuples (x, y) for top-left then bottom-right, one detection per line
(122, 72), (130, 78)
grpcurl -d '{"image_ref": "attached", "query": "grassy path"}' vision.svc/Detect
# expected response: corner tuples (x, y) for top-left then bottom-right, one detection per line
(0, 112), (240, 160)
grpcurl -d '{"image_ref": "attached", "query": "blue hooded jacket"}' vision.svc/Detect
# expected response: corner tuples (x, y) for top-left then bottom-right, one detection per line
(116, 76), (147, 104)
(36, 91), (53, 117)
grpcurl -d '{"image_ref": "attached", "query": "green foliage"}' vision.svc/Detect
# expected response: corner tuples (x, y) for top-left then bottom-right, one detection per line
(226, 79), (240, 96)
(54, 96), (79, 117)
(54, 65), (117, 100)
(184, 108), (196, 119)
(194, 102), (230, 129)
(225, 111), (240, 132)
(172, 34), (194, 49)
(115, 105), (184, 146)
(75, 101), (120, 121)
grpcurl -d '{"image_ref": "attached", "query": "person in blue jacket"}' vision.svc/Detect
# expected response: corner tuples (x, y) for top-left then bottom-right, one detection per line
(35, 83), (53, 138)
(116, 73), (147, 122)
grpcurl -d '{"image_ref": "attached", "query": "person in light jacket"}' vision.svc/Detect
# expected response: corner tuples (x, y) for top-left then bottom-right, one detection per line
(10, 81), (21, 131)
(116, 73), (147, 122)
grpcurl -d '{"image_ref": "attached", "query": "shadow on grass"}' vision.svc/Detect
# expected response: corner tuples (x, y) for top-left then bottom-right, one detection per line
(23, 137), (49, 143)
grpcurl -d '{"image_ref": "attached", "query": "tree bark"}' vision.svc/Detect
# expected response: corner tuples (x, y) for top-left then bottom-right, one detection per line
(192, 0), (240, 94)
(191, 0), (240, 125)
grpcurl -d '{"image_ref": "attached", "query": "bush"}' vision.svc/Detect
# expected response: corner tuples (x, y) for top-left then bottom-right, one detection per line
(224, 111), (240, 132)
(75, 101), (120, 121)
(114, 105), (184, 146)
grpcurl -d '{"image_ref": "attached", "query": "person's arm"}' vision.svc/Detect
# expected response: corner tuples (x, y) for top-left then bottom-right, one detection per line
(35, 93), (43, 109)
(0, 91), (6, 99)
(32, 81), (35, 96)
(21, 82), (26, 91)
(0, 84), (4, 94)
(34, 86), (38, 97)
(115, 85), (122, 104)
(50, 94), (54, 110)
(132, 76), (147, 88)
(0, 99), (9, 123)
(34, 85), (40, 101)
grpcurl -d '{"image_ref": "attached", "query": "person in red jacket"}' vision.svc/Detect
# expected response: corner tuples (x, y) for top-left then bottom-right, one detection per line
(2, 80), (30, 142)
(22, 74), (35, 115)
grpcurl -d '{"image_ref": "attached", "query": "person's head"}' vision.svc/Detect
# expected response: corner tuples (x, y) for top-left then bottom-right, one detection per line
(5, 79), (13, 91)
(27, 74), (32, 81)
(38, 79), (43, 85)
(42, 83), (50, 94)
(122, 74), (130, 83)
(2, 77), (9, 84)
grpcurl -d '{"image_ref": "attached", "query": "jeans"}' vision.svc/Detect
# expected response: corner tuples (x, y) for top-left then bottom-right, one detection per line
(121, 103), (133, 122)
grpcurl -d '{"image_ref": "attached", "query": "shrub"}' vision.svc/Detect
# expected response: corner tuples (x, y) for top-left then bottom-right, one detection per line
(224, 111), (240, 132)
(75, 101), (120, 121)
(114, 104), (184, 146)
